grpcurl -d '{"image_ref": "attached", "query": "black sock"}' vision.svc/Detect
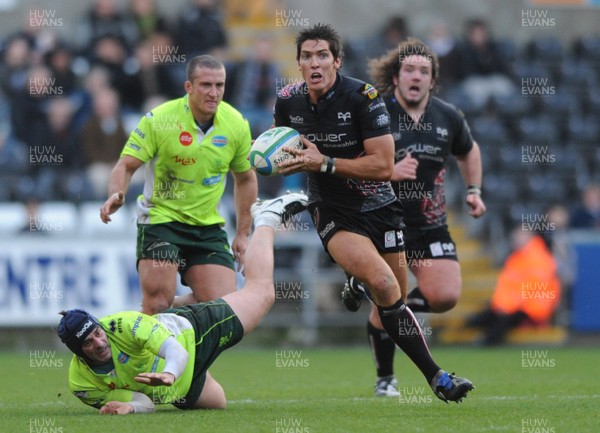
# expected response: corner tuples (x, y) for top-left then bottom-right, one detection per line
(377, 299), (440, 383)
(367, 320), (396, 378)
(406, 287), (432, 312)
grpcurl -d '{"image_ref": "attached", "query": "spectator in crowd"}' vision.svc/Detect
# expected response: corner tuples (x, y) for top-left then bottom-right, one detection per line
(46, 97), (94, 201)
(89, 35), (139, 112)
(127, 32), (184, 110)
(0, 35), (33, 100)
(425, 20), (462, 92)
(344, 16), (409, 82)
(456, 18), (515, 109)
(128, 0), (170, 41)
(80, 88), (128, 200)
(76, 0), (139, 52)
(466, 227), (561, 346)
(175, 0), (228, 59)
(44, 42), (78, 97)
(9, 66), (63, 229)
(570, 183), (600, 229)
(230, 34), (280, 137)
(0, 111), (28, 201)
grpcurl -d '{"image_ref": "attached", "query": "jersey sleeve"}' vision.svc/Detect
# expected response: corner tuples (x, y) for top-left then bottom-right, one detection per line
(120, 113), (158, 163)
(72, 385), (135, 409)
(229, 118), (253, 173)
(450, 108), (474, 156)
(357, 84), (392, 140)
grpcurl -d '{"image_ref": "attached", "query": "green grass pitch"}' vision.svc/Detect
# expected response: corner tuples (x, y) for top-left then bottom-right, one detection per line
(1, 346), (598, 433)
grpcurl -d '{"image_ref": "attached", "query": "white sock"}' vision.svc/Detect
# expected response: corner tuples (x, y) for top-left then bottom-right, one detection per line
(253, 213), (280, 229)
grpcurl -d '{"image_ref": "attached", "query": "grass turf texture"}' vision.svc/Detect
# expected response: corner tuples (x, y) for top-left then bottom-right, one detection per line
(1, 346), (597, 433)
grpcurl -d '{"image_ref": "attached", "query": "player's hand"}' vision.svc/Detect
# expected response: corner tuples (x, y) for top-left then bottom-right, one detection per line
(99, 401), (133, 415)
(466, 193), (486, 218)
(134, 372), (175, 387)
(100, 191), (125, 224)
(231, 233), (249, 275)
(391, 153), (418, 182)
(278, 135), (323, 174)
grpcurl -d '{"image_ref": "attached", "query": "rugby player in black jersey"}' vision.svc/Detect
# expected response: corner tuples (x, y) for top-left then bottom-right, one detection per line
(341, 38), (486, 396)
(275, 24), (473, 403)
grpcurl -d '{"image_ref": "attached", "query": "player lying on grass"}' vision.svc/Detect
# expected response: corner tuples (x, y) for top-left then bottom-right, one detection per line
(56, 192), (308, 414)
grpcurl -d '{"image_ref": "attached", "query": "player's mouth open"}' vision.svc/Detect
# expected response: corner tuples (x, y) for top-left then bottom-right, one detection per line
(310, 73), (323, 83)
(408, 85), (420, 95)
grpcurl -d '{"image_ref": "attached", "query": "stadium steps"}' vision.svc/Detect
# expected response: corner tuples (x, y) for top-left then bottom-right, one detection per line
(429, 211), (568, 346)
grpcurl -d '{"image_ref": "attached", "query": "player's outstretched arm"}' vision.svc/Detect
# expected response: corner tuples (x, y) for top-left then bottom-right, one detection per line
(100, 155), (144, 223)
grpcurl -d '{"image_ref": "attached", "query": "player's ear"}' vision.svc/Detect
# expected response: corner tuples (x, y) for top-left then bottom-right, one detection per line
(184, 80), (192, 95)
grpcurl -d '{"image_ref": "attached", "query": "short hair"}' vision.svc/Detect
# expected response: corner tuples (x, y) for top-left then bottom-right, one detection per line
(369, 37), (440, 97)
(295, 23), (343, 63)
(186, 55), (224, 81)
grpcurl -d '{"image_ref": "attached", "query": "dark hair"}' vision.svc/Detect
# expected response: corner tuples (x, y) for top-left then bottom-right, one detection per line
(369, 37), (440, 97)
(186, 55), (224, 81)
(295, 23), (343, 63)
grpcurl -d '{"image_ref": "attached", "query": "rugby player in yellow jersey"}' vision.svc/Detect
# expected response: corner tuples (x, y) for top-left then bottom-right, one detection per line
(58, 192), (308, 414)
(99, 55), (258, 315)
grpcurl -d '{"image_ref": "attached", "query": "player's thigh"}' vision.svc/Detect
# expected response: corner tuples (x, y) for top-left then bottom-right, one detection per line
(222, 280), (274, 335)
(138, 258), (178, 296)
(194, 372), (226, 409)
(411, 259), (461, 301)
(184, 264), (236, 301)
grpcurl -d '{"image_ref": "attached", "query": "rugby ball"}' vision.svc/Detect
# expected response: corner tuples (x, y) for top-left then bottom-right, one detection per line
(249, 127), (302, 176)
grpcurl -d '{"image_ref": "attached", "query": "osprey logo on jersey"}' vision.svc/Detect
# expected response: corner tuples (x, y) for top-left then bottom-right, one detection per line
(338, 112), (351, 122)
(289, 115), (304, 124)
(179, 131), (193, 146)
(429, 241), (455, 257)
(212, 135), (228, 147)
(436, 127), (448, 139)
(397, 230), (404, 246)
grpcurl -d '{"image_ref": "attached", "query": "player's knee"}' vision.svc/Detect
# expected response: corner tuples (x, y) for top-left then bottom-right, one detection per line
(428, 293), (459, 313)
(141, 296), (172, 315)
(364, 273), (398, 300)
